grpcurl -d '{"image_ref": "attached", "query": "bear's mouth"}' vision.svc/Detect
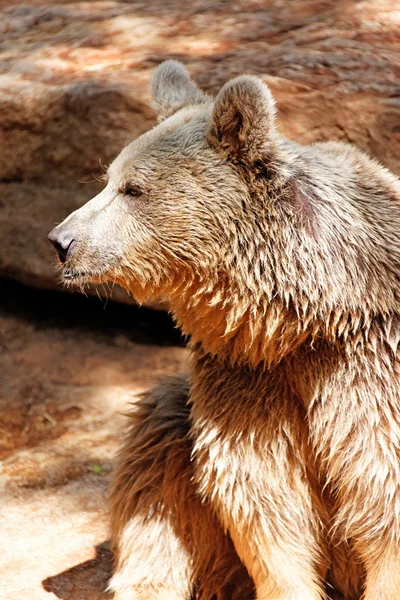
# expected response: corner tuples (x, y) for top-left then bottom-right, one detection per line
(60, 266), (116, 290)
(63, 269), (88, 280)
(59, 268), (92, 287)
(60, 267), (103, 287)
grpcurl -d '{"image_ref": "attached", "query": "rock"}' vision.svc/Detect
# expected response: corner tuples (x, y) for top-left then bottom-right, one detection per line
(0, 0), (399, 302)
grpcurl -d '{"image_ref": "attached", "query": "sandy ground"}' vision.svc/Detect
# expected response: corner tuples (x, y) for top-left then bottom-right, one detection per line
(0, 280), (188, 600)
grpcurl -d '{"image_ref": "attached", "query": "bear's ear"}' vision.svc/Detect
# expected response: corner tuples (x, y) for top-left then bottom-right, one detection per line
(207, 75), (277, 167)
(151, 60), (208, 121)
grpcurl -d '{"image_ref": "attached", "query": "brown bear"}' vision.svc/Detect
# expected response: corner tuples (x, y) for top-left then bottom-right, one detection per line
(49, 61), (400, 600)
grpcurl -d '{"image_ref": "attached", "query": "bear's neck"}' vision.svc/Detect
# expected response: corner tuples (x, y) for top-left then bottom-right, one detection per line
(168, 271), (399, 369)
(168, 272), (315, 367)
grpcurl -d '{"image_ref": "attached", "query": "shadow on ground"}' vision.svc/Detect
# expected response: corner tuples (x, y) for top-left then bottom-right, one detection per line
(0, 278), (184, 346)
(42, 542), (113, 600)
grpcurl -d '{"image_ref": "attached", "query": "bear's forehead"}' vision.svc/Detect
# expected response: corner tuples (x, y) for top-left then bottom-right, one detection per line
(108, 105), (211, 180)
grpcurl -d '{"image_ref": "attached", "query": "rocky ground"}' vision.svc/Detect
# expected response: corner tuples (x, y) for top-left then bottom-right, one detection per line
(1, 0), (400, 598)
(0, 280), (188, 599)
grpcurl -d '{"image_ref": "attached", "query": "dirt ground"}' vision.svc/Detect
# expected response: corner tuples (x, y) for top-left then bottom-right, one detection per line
(0, 280), (188, 600)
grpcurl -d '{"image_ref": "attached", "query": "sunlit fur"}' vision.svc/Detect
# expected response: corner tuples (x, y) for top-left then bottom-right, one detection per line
(49, 61), (400, 600)
(109, 374), (254, 600)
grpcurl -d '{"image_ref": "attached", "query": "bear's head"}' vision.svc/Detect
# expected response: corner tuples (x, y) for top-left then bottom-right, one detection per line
(49, 60), (398, 365)
(48, 61), (279, 301)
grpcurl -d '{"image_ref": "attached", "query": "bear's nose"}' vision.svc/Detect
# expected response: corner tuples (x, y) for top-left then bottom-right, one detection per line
(48, 227), (76, 264)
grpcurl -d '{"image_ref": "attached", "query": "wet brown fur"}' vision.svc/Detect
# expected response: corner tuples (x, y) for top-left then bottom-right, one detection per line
(110, 374), (255, 600)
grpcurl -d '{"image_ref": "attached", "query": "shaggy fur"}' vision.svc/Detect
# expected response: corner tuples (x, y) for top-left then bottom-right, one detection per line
(110, 374), (254, 600)
(48, 61), (400, 600)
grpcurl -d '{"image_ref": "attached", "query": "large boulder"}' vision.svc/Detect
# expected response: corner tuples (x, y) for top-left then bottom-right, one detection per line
(1, 0), (399, 301)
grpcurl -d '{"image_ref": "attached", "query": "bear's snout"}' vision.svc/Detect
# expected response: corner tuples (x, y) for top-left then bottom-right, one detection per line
(48, 226), (76, 264)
